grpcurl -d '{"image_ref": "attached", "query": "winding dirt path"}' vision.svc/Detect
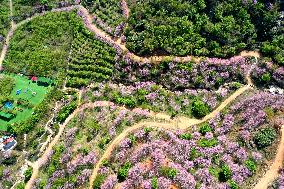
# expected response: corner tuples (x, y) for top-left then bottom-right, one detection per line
(253, 125), (284, 189)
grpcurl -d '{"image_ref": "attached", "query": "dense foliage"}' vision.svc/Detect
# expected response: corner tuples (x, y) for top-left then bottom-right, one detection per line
(0, 75), (15, 97)
(252, 60), (284, 87)
(90, 81), (236, 118)
(4, 11), (76, 77)
(253, 127), (277, 149)
(125, 0), (282, 64)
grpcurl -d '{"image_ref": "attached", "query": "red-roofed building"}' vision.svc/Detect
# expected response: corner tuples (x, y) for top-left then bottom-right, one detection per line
(31, 76), (38, 82)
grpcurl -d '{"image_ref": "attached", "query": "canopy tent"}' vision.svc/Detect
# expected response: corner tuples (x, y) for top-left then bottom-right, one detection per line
(31, 76), (38, 82)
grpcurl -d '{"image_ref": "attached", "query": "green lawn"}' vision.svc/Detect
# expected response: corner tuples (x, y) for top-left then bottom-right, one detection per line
(10, 74), (50, 105)
(0, 74), (50, 131)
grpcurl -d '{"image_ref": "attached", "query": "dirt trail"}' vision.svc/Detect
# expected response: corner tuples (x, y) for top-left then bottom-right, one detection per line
(39, 102), (60, 152)
(253, 125), (284, 189)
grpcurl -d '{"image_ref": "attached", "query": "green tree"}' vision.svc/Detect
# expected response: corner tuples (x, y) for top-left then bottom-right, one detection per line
(24, 167), (33, 183)
(199, 123), (213, 135)
(218, 165), (232, 182)
(245, 159), (257, 174)
(191, 99), (210, 118)
(254, 127), (277, 149)
(118, 162), (132, 182)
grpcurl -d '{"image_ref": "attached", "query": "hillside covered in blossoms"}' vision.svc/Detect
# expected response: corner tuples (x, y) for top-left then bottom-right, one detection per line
(0, 0), (283, 189)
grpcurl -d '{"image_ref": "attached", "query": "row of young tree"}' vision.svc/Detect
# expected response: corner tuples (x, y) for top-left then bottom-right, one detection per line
(66, 20), (116, 88)
(125, 0), (283, 65)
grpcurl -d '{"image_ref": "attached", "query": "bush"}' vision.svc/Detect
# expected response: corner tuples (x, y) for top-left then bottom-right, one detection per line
(261, 73), (271, 83)
(189, 147), (202, 161)
(98, 135), (111, 149)
(24, 167), (33, 183)
(151, 176), (158, 189)
(254, 127), (277, 149)
(199, 123), (212, 135)
(118, 162), (132, 182)
(191, 99), (210, 118)
(2, 156), (17, 165)
(160, 167), (178, 179)
(93, 174), (106, 189)
(15, 182), (25, 189)
(228, 180), (239, 189)
(198, 138), (218, 148)
(179, 133), (192, 140)
(56, 102), (77, 123)
(245, 159), (257, 174)
(0, 76), (15, 96)
(218, 165), (232, 182)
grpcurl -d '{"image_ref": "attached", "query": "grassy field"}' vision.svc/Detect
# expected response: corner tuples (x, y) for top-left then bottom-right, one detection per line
(0, 74), (50, 131)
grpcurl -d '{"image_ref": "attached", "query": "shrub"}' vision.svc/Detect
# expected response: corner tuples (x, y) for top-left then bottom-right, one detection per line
(198, 138), (218, 148)
(98, 135), (111, 149)
(254, 127), (277, 149)
(2, 156), (17, 165)
(261, 73), (271, 83)
(128, 134), (137, 144)
(199, 123), (212, 135)
(151, 176), (158, 189)
(160, 167), (178, 179)
(245, 159), (257, 174)
(228, 180), (239, 189)
(0, 76), (15, 96)
(118, 162), (132, 182)
(191, 99), (210, 118)
(93, 174), (106, 189)
(15, 182), (25, 189)
(179, 133), (192, 140)
(189, 147), (202, 160)
(218, 165), (232, 182)
(24, 167), (33, 183)
(56, 102), (77, 123)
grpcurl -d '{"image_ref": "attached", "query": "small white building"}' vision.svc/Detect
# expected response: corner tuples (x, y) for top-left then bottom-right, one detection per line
(0, 136), (17, 152)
